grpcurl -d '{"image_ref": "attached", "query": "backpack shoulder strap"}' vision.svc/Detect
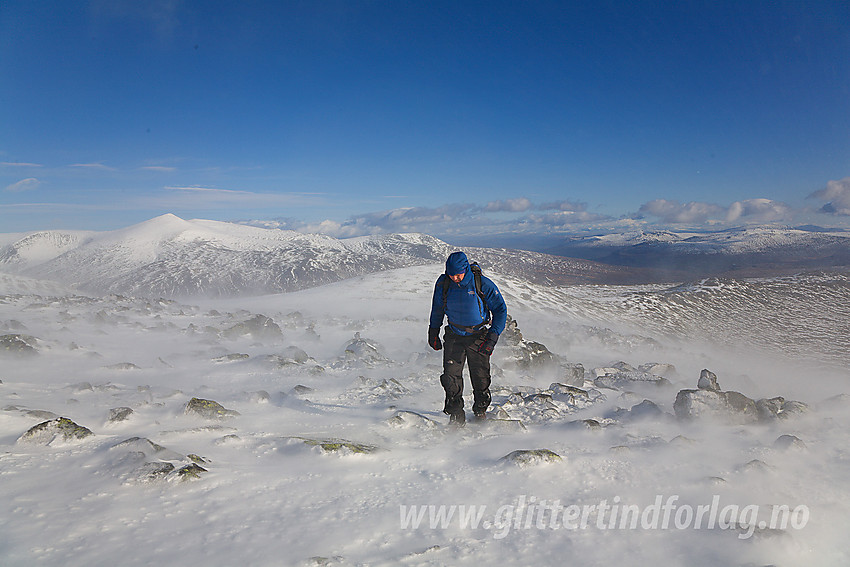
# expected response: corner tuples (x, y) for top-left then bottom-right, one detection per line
(469, 263), (487, 308)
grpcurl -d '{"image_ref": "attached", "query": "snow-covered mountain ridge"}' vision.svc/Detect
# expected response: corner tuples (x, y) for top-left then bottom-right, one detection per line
(0, 214), (644, 298)
(548, 225), (850, 277)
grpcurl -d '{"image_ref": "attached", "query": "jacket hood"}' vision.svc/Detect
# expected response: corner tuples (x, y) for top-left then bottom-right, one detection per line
(445, 251), (469, 276)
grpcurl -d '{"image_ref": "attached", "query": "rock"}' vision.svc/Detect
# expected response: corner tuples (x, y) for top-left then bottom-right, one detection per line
(127, 461), (175, 484)
(511, 340), (559, 369)
(500, 449), (562, 467)
(0, 334), (38, 357)
(103, 362), (141, 371)
(213, 434), (242, 446)
(628, 399), (664, 420)
(211, 353), (249, 363)
(639, 362), (677, 378)
(673, 389), (759, 424)
(501, 315), (523, 346)
(594, 370), (670, 391)
(108, 407), (134, 423)
(175, 463), (207, 481)
(548, 383), (591, 404)
(277, 346), (313, 365)
(112, 437), (184, 460)
(523, 393), (557, 409)
(185, 397), (240, 419)
(297, 437), (381, 454)
(18, 417), (94, 445)
(386, 411), (440, 429)
(756, 397), (810, 421)
(338, 333), (390, 366)
(291, 384), (315, 395)
(697, 369), (720, 391)
(774, 434), (806, 452)
(568, 418), (603, 430)
(740, 459), (775, 474)
(223, 314), (283, 340)
(777, 400), (809, 419)
(247, 390), (271, 403)
(561, 363), (585, 387)
(345, 376), (408, 402)
(756, 397), (785, 420)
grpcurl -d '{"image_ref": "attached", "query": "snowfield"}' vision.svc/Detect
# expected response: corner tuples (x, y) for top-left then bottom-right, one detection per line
(2, 258), (849, 566)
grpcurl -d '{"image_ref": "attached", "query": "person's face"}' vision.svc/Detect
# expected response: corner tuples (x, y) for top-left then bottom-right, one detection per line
(449, 272), (464, 283)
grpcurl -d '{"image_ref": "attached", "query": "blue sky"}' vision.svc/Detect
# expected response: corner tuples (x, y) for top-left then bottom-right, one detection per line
(2, 0), (849, 240)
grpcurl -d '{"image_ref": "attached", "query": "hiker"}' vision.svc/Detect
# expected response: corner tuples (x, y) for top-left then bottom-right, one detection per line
(428, 251), (508, 425)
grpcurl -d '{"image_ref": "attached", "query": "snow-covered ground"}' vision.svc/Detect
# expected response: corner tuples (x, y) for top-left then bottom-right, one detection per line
(1, 265), (848, 566)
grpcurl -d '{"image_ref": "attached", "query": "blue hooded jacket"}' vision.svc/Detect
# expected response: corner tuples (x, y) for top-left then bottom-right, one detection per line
(429, 252), (508, 336)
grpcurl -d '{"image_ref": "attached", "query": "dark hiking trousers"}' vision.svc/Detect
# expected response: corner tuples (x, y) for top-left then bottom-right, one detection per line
(440, 327), (492, 416)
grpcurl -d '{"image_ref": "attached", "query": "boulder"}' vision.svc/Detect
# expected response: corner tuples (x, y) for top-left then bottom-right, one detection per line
(512, 340), (559, 369)
(594, 370), (670, 391)
(673, 389), (758, 424)
(337, 333), (390, 367)
(1, 334), (39, 357)
(18, 417), (93, 445)
(628, 399), (665, 420)
(697, 369), (720, 391)
(108, 407), (134, 423)
(639, 362), (677, 378)
(127, 461), (175, 484)
(185, 397), (240, 419)
(297, 437), (381, 454)
(561, 363), (585, 387)
(774, 434), (806, 452)
(211, 353), (250, 363)
(500, 449), (562, 467)
(756, 397), (810, 421)
(112, 437), (184, 461)
(223, 314), (282, 340)
(501, 315), (523, 346)
(175, 463), (208, 481)
(386, 411), (440, 429)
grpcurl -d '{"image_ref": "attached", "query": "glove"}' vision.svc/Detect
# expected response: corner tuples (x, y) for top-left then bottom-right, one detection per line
(428, 327), (442, 351)
(476, 331), (499, 356)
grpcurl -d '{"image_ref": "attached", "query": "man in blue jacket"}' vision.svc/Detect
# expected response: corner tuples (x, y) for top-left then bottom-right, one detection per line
(428, 251), (508, 425)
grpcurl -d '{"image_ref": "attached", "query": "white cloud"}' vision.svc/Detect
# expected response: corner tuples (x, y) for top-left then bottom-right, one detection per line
(725, 198), (792, 222)
(1, 162), (43, 168)
(484, 198), (533, 212)
(70, 163), (117, 171)
(538, 200), (587, 212)
(164, 185), (251, 195)
(141, 166), (177, 172)
(638, 199), (725, 224)
(638, 197), (794, 225)
(5, 178), (41, 192)
(810, 177), (850, 215)
(293, 199), (614, 240)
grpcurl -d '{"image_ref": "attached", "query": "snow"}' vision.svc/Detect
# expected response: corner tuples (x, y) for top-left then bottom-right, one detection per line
(2, 260), (849, 566)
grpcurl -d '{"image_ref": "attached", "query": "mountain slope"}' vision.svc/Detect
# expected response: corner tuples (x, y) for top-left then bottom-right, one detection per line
(0, 214), (646, 298)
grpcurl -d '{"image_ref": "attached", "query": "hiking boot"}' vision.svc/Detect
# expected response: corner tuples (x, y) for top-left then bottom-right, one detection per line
(473, 411), (487, 422)
(449, 409), (466, 426)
